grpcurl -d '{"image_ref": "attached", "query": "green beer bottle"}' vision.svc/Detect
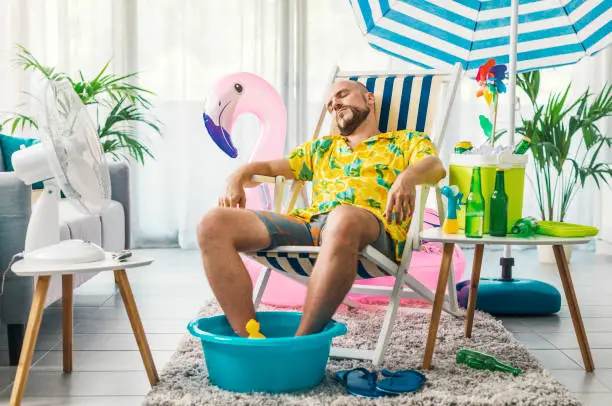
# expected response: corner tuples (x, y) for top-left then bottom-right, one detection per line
(465, 167), (484, 238)
(513, 136), (531, 155)
(511, 217), (539, 237)
(455, 141), (473, 154)
(489, 169), (508, 236)
(456, 349), (522, 376)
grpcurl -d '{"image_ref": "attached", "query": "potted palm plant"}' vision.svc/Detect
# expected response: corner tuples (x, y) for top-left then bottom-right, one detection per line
(517, 71), (612, 262)
(0, 45), (161, 164)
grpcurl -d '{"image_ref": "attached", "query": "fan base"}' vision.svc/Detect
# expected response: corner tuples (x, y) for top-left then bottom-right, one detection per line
(25, 240), (106, 265)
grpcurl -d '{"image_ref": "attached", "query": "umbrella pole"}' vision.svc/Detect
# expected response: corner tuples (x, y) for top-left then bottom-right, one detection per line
(508, 0), (519, 147)
(501, 0), (520, 278)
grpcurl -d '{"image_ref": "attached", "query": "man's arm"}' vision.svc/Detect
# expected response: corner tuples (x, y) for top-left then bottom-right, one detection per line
(398, 155), (447, 186)
(221, 139), (313, 208)
(231, 159), (295, 188)
(219, 159), (295, 208)
(384, 156), (447, 223)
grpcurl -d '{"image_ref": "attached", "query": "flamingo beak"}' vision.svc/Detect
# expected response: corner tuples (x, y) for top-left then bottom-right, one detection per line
(203, 97), (238, 158)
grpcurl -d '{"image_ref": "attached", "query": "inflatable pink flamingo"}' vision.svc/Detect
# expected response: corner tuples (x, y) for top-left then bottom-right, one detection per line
(203, 72), (286, 163)
(203, 72), (466, 307)
(203, 72), (309, 306)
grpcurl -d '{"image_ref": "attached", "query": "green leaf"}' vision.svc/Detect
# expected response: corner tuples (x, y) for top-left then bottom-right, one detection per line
(388, 143), (402, 156)
(10, 118), (19, 134)
(343, 158), (363, 177)
(315, 138), (333, 157)
(14, 44), (67, 81)
(329, 156), (341, 170)
(493, 129), (507, 142)
(366, 198), (382, 209)
(298, 163), (313, 181)
(318, 201), (339, 213)
(376, 176), (391, 189)
(374, 163), (388, 179)
(335, 188), (356, 204)
(0, 112), (39, 135)
(479, 115), (493, 138)
(517, 71), (540, 106)
(289, 148), (304, 159)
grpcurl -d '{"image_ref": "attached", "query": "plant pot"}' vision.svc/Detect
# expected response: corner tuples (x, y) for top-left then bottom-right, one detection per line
(537, 245), (573, 264)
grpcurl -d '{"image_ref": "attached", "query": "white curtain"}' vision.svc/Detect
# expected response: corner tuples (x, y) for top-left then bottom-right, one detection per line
(1, 0), (609, 248)
(0, 0), (115, 137)
(131, 0), (286, 248)
(1, 0), (288, 249)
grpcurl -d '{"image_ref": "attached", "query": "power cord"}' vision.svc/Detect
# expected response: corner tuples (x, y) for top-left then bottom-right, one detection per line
(1, 252), (24, 296)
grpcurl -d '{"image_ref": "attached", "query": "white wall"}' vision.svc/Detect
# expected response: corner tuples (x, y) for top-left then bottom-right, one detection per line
(596, 49), (612, 255)
(596, 145), (612, 255)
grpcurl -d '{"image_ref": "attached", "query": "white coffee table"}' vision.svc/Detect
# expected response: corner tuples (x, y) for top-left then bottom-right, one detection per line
(418, 228), (594, 372)
(9, 253), (158, 406)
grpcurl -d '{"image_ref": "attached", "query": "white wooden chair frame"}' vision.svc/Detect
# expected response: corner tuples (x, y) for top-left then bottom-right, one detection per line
(246, 63), (464, 366)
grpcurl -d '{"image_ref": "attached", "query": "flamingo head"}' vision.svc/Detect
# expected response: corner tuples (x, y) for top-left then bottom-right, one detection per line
(203, 72), (275, 159)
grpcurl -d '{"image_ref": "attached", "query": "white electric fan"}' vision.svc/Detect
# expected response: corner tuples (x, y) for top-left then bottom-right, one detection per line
(11, 80), (112, 264)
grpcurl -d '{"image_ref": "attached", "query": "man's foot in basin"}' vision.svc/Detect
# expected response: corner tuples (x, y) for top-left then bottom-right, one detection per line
(197, 208), (271, 337)
(295, 206), (380, 336)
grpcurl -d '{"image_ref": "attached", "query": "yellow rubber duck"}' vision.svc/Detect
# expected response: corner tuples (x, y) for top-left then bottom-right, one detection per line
(246, 319), (266, 339)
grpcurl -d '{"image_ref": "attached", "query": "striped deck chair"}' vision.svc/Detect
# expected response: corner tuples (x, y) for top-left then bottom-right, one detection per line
(245, 63), (463, 365)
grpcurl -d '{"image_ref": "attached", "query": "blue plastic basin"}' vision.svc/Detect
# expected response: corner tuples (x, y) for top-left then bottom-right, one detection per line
(187, 311), (347, 393)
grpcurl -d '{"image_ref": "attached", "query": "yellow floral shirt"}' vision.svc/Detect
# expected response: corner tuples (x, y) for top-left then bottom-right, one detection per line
(287, 130), (437, 261)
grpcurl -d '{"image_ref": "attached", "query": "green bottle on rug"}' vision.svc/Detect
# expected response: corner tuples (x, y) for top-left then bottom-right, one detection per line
(456, 349), (522, 376)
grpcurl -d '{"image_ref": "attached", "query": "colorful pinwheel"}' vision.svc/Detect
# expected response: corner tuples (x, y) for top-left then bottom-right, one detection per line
(476, 58), (508, 147)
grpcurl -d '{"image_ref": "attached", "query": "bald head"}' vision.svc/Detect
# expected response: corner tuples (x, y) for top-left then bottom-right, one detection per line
(326, 81), (368, 109)
(326, 80), (376, 136)
(352, 80), (369, 94)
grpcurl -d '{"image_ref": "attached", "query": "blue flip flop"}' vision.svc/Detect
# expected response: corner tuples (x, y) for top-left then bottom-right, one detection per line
(375, 369), (427, 394)
(335, 368), (395, 398)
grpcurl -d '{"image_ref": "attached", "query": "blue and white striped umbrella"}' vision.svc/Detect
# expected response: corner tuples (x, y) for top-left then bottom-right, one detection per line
(350, 0), (612, 76)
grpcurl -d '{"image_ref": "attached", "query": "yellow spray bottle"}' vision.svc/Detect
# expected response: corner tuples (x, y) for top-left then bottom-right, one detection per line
(441, 185), (463, 234)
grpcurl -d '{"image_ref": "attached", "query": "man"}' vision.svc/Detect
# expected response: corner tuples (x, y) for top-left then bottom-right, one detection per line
(197, 80), (446, 337)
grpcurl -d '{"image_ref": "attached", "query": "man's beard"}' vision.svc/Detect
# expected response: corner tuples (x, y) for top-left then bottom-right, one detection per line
(336, 105), (370, 136)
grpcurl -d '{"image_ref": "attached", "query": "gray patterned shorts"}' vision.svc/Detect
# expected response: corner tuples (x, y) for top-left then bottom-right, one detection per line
(252, 209), (396, 262)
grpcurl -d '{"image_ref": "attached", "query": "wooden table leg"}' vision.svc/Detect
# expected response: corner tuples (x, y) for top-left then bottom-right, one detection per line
(10, 276), (51, 406)
(114, 269), (159, 386)
(553, 245), (594, 372)
(62, 274), (73, 373)
(465, 244), (484, 338)
(422, 243), (455, 370)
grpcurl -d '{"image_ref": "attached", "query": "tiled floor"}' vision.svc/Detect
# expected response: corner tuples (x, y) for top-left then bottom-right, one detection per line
(0, 246), (610, 405)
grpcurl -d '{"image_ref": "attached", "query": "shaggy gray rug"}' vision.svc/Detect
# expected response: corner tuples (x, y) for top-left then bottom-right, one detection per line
(144, 302), (580, 406)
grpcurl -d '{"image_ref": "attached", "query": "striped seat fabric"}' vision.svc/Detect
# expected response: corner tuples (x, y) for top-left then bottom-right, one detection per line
(344, 74), (443, 135)
(249, 248), (394, 280)
(326, 73), (444, 139)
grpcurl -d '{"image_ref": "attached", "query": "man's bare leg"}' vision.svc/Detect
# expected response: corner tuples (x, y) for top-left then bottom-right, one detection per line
(197, 208), (271, 336)
(295, 206), (380, 336)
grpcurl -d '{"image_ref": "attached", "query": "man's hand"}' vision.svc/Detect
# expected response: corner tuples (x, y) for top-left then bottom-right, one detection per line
(219, 175), (247, 208)
(218, 159), (295, 208)
(383, 156), (446, 223)
(384, 173), (417, 224)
